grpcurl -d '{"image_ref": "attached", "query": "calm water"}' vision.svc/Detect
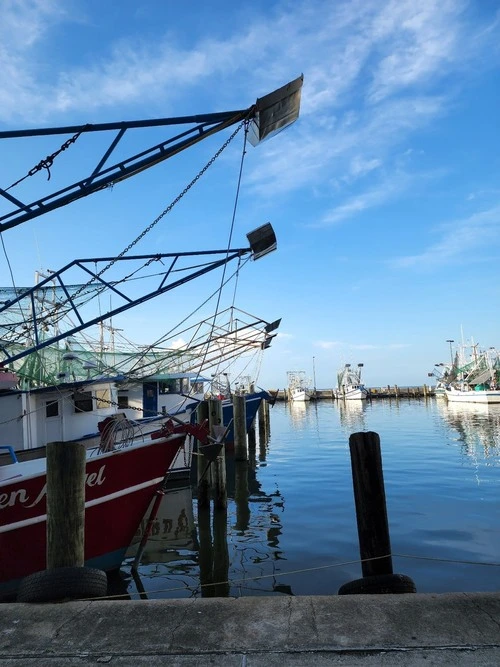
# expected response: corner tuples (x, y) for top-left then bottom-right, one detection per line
(118, 398), (500, 599)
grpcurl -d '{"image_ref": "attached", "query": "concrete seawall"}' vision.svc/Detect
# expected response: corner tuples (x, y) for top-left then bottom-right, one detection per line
(1, 592), (499, 665)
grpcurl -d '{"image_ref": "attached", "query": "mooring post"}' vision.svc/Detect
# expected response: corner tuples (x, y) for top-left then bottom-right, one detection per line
(258, 399), (267, 445)
(198, 503), (214, 597)
(264, 399), (270, 437)
(348, 431), (393, 577)
(233, 394), (247, 461)
(212, 508), (230, 597)
(196, 401), (211, 509)
(46, 441), (86, 569)
(247, 421), (257, 467)
(235, 460), (250, 532)
(209, 398), (227, 510)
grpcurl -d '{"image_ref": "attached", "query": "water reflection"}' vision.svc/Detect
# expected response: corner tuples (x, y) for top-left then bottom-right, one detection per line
(126, 485), (196, 565)
(123, 446), (289, 599)
(288, 400), (308, 427)
(436, 400), (500, 460)
(337, 399), (367, 433)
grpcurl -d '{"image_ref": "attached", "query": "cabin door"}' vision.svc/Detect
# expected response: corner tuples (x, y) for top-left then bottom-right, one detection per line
(142, 382), (158, 418)
(44, 397), (63, 445)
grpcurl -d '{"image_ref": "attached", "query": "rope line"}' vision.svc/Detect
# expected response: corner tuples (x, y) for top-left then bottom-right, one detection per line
(79, 550), (500, 601)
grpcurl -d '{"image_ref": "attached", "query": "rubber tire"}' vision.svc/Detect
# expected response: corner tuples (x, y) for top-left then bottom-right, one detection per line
(17, 566), (108, 603)
(338, 573), (417, 595)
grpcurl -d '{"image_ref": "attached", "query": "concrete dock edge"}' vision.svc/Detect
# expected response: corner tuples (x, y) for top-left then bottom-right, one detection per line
(0, 592), (499, 665)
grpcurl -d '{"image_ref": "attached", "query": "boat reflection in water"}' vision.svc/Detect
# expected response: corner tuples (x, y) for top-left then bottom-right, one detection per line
(126, 485), (196, 565)
(288, 400), (308, 427)
(122, 442), (290, 599)
(337, 398), (368, 433)
(436, 400), (500, 459)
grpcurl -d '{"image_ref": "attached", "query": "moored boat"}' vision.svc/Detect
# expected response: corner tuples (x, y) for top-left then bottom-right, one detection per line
(286, 371), (312, 402)
(0, 419), (209, 600)
(335, 363), (369, 400)
(443, 340), (500, 404)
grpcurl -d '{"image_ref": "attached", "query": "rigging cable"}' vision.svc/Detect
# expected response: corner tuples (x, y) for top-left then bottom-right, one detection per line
(197, 121), (250, 385)
(2, 120), (247, 344)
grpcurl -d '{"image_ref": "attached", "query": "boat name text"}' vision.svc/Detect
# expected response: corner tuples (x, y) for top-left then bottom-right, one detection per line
(0, 465), (107, 510)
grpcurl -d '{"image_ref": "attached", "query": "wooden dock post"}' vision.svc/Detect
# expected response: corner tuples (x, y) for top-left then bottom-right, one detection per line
(197, 503), (214, 597)
(338, 431), (417, 595)
(46, 441), (86, 569)
(233, 394), (247, 461)
(258, 398), (268, 444)
(209, 398), (227, 510)
(264, 399), (270, 436)
(212, 509), (230, 597)
(348, 431), (393, 577)
(196, 401), (211, 509)
(235, 460), (250, 532)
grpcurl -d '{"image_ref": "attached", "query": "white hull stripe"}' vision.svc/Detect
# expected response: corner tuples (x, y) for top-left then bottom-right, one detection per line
(0, 475), (164, 534)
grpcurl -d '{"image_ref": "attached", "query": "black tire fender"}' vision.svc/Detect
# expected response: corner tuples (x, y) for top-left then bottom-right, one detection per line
(17, 566), (108, 603)
(338, 573), (417, 595)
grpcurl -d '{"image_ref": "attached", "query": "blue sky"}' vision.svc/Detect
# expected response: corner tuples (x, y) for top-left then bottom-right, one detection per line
(0, 0), (499, 390)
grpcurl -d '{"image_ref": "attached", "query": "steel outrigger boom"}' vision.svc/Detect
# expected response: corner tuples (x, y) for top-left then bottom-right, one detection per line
(0, 76), (302, 232)
(0, 221), (277, 365)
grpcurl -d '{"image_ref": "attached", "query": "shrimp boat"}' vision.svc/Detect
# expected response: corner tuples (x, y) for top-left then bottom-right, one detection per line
(335, 363), (369, 400)
(0, 77), (303, 597)
(287, 371), (312, 401)
(444, 341), (500, 404)
(0, 418), (211, 600)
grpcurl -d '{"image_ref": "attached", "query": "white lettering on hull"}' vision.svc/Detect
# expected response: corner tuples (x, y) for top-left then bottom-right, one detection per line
(0, 465), (107, 510)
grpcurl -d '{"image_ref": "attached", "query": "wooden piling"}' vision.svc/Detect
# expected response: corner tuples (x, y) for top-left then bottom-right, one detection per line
(264, 399), (270, 436)
(209, 398), (227, 510)
(197, 505), (214, 597)
(196, 401), (211, 509)
(233, 394), (247, 461)
(235, 460), (250, 532)
(258, 399), (268, 445)
(212, 509), (230, 597)
(348, 431), (393, 577)
(46, 441), (86, 569)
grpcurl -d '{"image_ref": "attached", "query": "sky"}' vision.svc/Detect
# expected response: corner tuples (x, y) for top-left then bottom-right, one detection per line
(0, 0), (499, 391)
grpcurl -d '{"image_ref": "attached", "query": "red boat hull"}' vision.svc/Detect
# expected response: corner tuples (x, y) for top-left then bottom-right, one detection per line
(0, 434), (184, 598)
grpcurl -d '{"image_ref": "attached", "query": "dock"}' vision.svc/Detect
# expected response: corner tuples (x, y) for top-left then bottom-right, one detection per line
(1, 592), (499, 665)
(272, 385), (433, 400)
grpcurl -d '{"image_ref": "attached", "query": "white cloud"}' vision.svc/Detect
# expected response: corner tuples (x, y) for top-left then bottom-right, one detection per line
(0, 0), (498, 226)
(389, 205), (500, 269)
(276, 332), (293, 339)
(315, 340), (342, 349)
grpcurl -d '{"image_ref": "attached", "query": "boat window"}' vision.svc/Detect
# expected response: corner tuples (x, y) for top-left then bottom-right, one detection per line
(191, 382), (204, 393)
(73, 391), (93, 413)
(45, 400), (59, 418)
(159, 379), (180, 394)
(95, 389), (111, 409)
(117, 393), (129, 409)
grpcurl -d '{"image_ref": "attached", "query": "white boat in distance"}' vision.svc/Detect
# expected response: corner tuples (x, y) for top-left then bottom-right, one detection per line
(335, 363), (369, 400)
(287, 371), (312, 402)
(444, 341), (500, 404)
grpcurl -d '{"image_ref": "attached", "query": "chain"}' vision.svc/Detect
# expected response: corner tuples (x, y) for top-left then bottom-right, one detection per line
(5, 127), (89, 191)
(49, 118), (247, 316)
